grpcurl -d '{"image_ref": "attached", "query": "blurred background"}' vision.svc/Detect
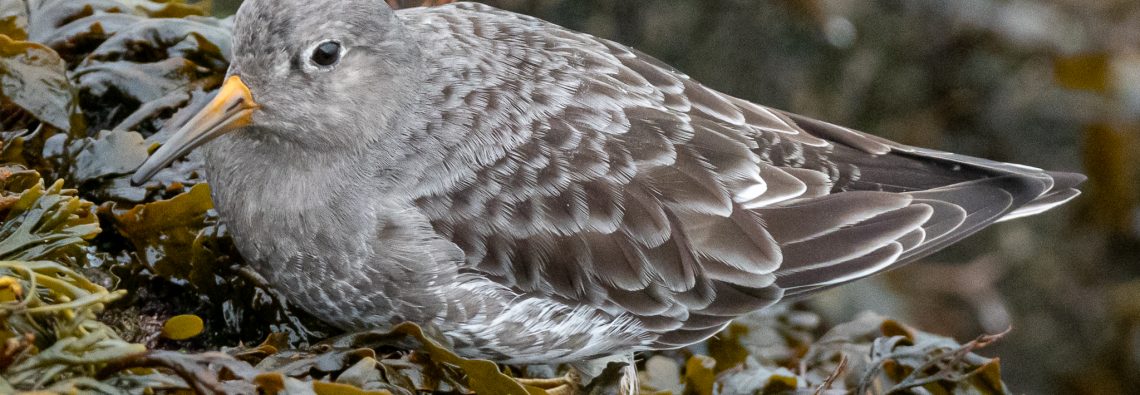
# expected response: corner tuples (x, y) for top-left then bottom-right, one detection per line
(207, 0), (1139, 393)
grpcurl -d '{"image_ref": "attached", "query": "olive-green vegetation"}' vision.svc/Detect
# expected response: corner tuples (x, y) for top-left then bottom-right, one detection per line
(5, 0), (1131, 394)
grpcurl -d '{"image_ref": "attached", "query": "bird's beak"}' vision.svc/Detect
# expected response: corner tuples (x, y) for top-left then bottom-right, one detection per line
(131, 75), (259, 185)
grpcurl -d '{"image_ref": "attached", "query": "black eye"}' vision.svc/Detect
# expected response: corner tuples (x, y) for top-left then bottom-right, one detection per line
(310, 41), (341, 67)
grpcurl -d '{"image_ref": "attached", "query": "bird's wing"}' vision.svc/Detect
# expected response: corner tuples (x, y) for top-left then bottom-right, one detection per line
(407, 3), (1083, 347)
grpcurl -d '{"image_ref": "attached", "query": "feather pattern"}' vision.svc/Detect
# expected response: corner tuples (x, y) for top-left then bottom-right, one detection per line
(394, 3), (1086, 358)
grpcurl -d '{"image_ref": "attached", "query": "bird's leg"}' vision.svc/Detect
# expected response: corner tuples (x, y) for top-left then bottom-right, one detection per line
(235, 265), (295, 312)
(235, 265), (272, 288)
(572, 353), (639, 395)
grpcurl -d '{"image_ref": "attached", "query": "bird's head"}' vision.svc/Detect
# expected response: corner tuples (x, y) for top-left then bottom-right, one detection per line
(132, 0), (424, 184)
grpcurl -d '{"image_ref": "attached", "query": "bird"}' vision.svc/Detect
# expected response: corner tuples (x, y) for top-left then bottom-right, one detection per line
(131, 0), (1084, 391)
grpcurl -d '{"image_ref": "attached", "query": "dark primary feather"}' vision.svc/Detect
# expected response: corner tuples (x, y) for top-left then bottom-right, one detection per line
(404, 3), (1083, 349)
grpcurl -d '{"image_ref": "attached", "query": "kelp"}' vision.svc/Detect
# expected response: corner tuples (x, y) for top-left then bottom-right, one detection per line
(0, 0), (226, 199)
(0, 166), (135, 392)
(0, 35), (83, 134)
(93, 321), (551, 395)
(0, 166), (99, 262)
(651, 308), (1010, 395)
(0, 260), (137, 392)
(160, 314), (203, 340)
(0, 32), (81, 182)
(0, 0), (1019, 394)
(0, 2), (28, 41)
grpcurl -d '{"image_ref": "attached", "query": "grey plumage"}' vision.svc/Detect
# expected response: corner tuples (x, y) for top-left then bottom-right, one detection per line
(133, 0), (1083, 369)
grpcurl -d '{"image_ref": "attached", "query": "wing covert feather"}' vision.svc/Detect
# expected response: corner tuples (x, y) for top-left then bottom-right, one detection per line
(409, 2), (1084, 347)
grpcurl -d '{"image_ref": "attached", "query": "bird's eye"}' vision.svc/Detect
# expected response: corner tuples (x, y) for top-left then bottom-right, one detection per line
(310, 41), (342, 67)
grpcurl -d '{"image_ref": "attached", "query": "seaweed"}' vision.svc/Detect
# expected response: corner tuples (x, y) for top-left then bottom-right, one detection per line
(0, 35), (83, 134)
(0, 167), (99, 262)
(0, 166), (135, 393)
(0, 32), (81, 182)
(661, 308), (1010, 394)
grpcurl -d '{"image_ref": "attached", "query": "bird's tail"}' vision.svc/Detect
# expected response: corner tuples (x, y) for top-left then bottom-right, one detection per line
(776, 170), (1083, 298)
(999, 170), (1085, 221)
(769, 122), (1085, 297)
